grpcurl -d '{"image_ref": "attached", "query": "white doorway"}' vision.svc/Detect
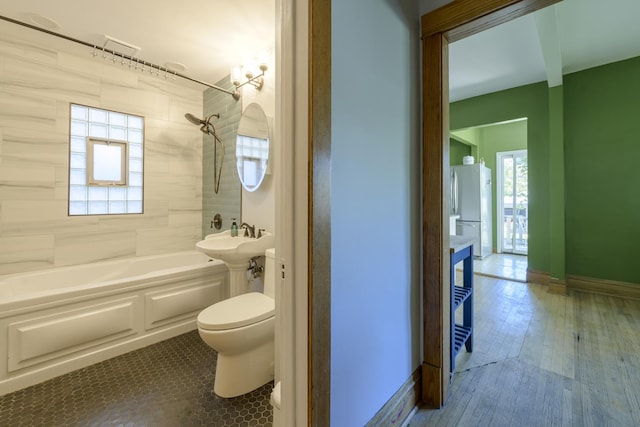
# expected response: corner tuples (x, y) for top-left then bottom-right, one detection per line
(496, 150), (528, 255)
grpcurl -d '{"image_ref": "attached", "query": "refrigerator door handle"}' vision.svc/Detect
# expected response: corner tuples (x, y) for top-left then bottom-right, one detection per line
(452, 170), (458, 215)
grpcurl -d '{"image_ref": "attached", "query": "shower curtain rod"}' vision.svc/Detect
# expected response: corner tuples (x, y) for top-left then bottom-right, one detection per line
(0, 15), (241, 100)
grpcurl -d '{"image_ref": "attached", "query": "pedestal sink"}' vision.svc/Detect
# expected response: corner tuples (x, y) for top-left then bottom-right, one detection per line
(196, 230), (274, 296)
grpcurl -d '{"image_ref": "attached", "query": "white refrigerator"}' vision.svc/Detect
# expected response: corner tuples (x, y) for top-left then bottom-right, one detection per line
(451, 164), (493, 259)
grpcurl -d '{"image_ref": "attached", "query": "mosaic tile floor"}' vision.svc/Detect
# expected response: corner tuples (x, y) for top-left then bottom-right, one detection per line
(0, 331), (273, 426)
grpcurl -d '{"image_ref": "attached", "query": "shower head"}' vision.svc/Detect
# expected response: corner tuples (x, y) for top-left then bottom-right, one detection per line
(185, 113), (221, 135)
(185, 113), (204, 126)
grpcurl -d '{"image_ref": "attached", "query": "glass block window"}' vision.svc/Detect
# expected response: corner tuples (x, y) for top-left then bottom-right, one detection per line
(236, 135), (269, 190)
(69, 104), (144, 215)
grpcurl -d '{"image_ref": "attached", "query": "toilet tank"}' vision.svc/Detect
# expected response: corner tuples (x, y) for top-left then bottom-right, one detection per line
(264, 248), (276, 299)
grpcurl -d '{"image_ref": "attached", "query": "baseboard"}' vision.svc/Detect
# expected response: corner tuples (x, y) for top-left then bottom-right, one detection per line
(365, 368), (421, 426)
(568, 275), (640, 300)
(548, 278), (567, 295)
(527, 268), (550, 286)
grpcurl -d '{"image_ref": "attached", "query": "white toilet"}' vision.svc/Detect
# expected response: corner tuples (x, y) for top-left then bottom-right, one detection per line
(197, 248), (276, 398)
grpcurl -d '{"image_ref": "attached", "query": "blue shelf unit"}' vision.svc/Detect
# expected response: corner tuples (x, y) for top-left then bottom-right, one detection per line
(450, 237), (474, 373)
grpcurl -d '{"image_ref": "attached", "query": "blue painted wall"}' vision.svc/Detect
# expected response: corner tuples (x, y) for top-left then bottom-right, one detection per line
(331, 0), (421, 425)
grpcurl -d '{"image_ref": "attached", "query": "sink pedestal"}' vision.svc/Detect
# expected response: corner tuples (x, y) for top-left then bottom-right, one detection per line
(195, 230), (274, 297)
(226, 260), (251, 297)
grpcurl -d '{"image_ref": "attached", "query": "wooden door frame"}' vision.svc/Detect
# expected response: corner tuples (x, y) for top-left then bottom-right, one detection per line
(420, 0), (559, 408)
(309, 0), (332, 425)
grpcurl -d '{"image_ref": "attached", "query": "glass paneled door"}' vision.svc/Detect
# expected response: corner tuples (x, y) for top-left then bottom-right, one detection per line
(497, 150), (528, 255)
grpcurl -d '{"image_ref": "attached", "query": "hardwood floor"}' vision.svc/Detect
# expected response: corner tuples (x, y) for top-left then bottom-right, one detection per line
(456, 253), (528, 283)
(408, 275), (640, 426)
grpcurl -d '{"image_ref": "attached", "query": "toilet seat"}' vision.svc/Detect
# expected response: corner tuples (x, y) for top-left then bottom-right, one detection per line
(198, 292), (274, 331)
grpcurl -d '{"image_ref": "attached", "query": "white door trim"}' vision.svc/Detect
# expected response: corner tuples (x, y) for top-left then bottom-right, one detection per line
(276, 0), (309, 424)
(496, 149), (527, 254)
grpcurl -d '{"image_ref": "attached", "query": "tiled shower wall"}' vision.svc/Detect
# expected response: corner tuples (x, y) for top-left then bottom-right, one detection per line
(201, 77), (242, 238)
(0, 28), (204, 275)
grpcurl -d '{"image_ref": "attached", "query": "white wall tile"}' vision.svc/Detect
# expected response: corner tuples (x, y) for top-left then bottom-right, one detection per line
(0, 164), (56, 184)
(57, 52), (138, 89)
(100, 83), (170, 119)
(54, 231), (137, 266)
(169, 99), (204, 125)
(0, 32), (58, 67)
(97, 212), (168, 232)
(136, 226), (198, 256)
(0, 165), (56, 200)
(0, 234), (54, 275)
(4, 56), (101, 104)
(138, 78), (204, 105)
(143, 154), (171, 175)
(141, 200), (170, 219)
(0, 128), (68, 169)
(0, 89), (58, 132)
(0, 37), (204, 275)
(168, 198), (202, 215)
(1, 200), (100, 236)
(2, 200), (69, 223)
(168, 213), (201, 228)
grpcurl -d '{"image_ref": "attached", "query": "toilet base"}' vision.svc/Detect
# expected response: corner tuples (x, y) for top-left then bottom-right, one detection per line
(214, 340), (275, 398)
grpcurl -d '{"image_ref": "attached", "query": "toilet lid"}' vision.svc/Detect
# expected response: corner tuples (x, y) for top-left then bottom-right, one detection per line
(198, 292), (274, 331)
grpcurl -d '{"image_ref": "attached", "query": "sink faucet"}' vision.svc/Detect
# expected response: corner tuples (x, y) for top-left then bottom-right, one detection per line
(240, 222), (256, 238)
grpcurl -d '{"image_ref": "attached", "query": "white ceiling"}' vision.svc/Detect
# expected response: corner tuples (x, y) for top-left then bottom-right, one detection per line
(0, 0), (275, 90)
(449, 0), (640, 101)
(0, 0), (639, 100)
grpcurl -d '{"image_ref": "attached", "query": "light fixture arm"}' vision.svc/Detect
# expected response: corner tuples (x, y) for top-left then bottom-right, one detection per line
(231, 59), (268, 93)
(233, 70), (265, 91)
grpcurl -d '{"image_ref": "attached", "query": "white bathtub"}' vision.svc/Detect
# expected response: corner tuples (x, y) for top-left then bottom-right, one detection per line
(0, 251), (227, 396)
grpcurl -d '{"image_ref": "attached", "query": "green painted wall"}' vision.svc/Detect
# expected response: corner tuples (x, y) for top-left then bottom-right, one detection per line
(451, 56), (640, 285)
(450, 138), (471, 165)
(452, 128), (480, 145)
(564, 56), (640, 284)
(451, 128), (479, 160)
(477, 120), (528, 250)
(548, 86), (565, 282)
(451, 82), (550, 274)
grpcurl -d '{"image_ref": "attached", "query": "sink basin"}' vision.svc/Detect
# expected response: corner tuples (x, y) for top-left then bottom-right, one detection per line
(196, 230), (274, 265)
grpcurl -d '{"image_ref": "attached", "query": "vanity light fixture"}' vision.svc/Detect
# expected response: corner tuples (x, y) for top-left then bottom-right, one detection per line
(230, 51), (269, 91)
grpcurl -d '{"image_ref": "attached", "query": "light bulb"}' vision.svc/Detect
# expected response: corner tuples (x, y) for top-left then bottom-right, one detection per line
(257, 50), (269, 72)
(244, 61), (256, 80)
(230, 67), (243, 86)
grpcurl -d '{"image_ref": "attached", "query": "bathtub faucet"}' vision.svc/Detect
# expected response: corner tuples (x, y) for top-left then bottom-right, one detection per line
(240, 223), (256, 238)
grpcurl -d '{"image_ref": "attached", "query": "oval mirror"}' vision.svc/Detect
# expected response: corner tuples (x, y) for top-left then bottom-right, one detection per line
(236, 103), (270, 192)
